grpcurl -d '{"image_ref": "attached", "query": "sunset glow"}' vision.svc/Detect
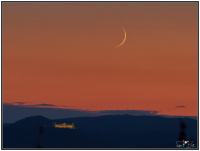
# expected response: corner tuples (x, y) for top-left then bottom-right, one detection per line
(3, 2), (198, 117)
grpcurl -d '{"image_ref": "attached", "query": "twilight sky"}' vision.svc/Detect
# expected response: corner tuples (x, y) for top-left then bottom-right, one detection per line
(3, 2), (198, 117)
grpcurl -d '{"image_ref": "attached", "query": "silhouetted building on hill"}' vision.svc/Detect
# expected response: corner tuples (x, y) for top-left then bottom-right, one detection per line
(53, 122), (75, 129)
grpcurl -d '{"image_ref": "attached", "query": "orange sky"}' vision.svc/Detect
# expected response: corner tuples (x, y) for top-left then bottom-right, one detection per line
(3, 2), (198, 116)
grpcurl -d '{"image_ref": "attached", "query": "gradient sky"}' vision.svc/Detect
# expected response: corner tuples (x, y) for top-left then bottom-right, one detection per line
(3, 2), (198, 116)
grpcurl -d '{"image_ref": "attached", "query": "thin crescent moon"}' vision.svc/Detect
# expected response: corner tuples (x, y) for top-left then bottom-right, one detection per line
(116, 28), (126, 48)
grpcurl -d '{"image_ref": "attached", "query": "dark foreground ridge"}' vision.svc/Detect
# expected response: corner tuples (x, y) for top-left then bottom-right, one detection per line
(3, 115), (197, 148)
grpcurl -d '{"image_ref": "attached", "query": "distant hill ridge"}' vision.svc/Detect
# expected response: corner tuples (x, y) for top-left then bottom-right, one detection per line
(13, 115), (52, 127)
(3, 115), (198, 148)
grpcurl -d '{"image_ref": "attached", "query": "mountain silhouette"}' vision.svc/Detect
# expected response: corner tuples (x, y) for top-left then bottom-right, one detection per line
(13, 115), (51, 127)
(3, 115), (197, 148)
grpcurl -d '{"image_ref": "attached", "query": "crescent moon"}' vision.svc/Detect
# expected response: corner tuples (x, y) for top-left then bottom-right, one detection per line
(116, 28), (126, 48)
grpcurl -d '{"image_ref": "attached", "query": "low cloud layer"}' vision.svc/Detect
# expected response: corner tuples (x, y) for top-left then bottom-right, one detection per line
(4, 102), (57, 108)
(4, 103), (196, 123)
(3, 103), (159, 123)
(176, 105), (186, 108)
(97, 110), (159, 116)
(4, 102), (26, 106)
(26, 103), (57, 107)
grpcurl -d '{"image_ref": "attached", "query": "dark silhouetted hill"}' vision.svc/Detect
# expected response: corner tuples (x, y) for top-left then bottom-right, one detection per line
(3, 115), (197, 148)
(13, 115), (52, 127)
